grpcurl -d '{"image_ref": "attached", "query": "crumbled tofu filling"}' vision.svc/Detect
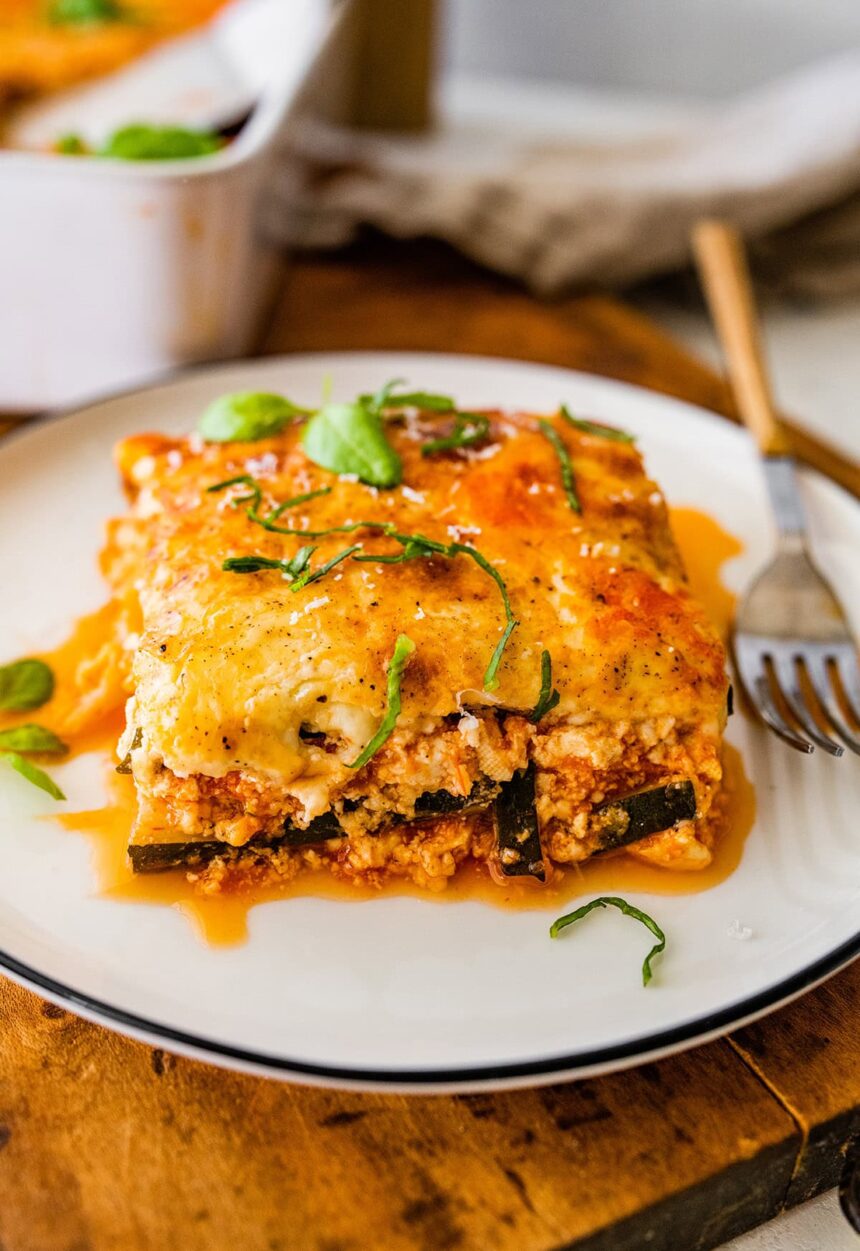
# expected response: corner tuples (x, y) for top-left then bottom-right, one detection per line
(128, 708), (723, 888)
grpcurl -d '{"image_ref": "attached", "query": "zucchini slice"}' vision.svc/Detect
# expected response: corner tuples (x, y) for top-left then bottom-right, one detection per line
(493, 763), (545, 881)
(128, 811), (345, 873)
(414, 775), (500, 818)
(128, 777), (500, 873)
(593, 780), (697, 851)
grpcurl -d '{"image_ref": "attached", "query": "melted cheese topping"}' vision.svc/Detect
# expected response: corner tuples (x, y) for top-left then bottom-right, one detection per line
(107, 410), (728, 789)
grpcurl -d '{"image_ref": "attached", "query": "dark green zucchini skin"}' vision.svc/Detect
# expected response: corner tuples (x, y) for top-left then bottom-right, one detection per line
(128, 778), (500, 873)
(593, 780), (697, 851)
(414, 775), (499, 817)
(493, 763), (546, 881)
(128, 811), (344, 873)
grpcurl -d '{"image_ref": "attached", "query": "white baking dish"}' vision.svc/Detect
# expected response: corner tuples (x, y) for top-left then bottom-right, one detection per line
(0, 0), (344, 412)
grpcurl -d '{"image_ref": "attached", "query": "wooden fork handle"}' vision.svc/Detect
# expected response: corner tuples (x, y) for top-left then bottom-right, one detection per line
(692, 220), (791, 457)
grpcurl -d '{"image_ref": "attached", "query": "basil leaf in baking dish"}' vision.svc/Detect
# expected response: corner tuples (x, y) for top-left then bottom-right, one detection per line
(550, 896), (666, 986)
(302, 401), (403, 489)
(0, 658), (54, 712)
(0, 725), (67, 754)
(199, 393), (310, 443)
(348, 635), (416, 769)
(48, 0), (124, 24)
(100, 125), (223, 162)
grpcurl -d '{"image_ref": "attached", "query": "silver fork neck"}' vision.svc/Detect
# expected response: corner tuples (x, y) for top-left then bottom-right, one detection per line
(761, 454), (807, 548)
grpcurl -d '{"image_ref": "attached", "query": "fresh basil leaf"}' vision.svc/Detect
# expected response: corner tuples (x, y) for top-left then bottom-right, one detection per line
(550, 896), (666, 986)
(348, 635), (416, 769)
(48, 0), (124, 24)
(421, 412), (490, 456)
(531, 650), (561, 722)
(4, 753), (65, 801)
(199, 393), (309, 443)
(302, 402), (402, 488)
(0, 725), (67, 754)
(538, 419), (581, 514)
(560, 404), (634, 444)
(0, 659), (54, 712)
(100, 124), (222, 162)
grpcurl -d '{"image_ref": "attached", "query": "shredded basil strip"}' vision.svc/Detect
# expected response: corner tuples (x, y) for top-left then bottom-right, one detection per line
(0, 725), (67, 754)
(0, 658), (54, 712)
(224, 505), (518, 690)
(289, 545), (363, 593)
(361, 381), (455, 413)
(222, 555), (286, 574)
(550, 896), (666, 987)
(207, 476), (332, 531)
(531, 650), (560, 723)
(560, 404), (634, 444)
(222, 543), (360, 592)
(355, 533), (517, 689)
(283, 545), (316, 580)
(538, 419), (581, 514)
(3, 753), (65, 801)
(348, 635), (416, 769)
(421, 412), (490, 456)
(211, 481), (517, 689)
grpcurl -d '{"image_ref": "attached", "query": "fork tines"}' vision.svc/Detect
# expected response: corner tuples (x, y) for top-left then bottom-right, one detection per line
(734, 637), (860, 757)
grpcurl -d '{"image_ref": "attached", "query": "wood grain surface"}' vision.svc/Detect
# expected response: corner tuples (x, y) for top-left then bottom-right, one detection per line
(0, 239), (858, 1251)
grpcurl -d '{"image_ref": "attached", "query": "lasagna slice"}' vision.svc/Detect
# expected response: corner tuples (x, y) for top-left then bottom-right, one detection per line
(106, 401), (729, 892)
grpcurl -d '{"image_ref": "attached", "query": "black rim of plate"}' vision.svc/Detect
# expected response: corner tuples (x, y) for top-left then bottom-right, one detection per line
(1, 357), (858, 1086)
(1, 939), (858, 1085)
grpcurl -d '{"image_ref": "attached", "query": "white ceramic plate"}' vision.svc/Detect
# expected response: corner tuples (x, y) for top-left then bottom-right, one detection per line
(1, 352), (858, 1092)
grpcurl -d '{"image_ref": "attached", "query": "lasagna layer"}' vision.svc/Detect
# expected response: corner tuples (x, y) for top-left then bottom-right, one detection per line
(107, 404), (729, 888)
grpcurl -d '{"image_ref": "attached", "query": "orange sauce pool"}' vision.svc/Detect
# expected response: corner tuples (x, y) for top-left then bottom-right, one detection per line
(32, 508), (753, 947)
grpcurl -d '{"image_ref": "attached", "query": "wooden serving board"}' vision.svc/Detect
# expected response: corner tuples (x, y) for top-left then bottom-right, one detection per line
(1, 239), (858, 1251)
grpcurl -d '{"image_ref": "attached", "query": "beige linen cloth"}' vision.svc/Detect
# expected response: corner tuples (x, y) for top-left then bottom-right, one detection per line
(271, 51), (860, 296)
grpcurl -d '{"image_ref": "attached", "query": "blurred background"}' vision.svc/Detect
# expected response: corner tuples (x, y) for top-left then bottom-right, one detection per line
(1, 0), (859, 469)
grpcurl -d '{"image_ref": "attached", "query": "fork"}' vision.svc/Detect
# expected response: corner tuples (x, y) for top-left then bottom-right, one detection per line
(692, 219), (860, 757)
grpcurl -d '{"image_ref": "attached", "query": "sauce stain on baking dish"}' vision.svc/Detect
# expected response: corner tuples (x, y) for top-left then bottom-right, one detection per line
(44, 507), (752, 947)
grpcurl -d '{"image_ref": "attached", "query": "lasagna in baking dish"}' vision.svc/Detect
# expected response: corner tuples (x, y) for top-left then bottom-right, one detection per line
(106, 387), (729, 891)
(0, 1), (228, 102)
